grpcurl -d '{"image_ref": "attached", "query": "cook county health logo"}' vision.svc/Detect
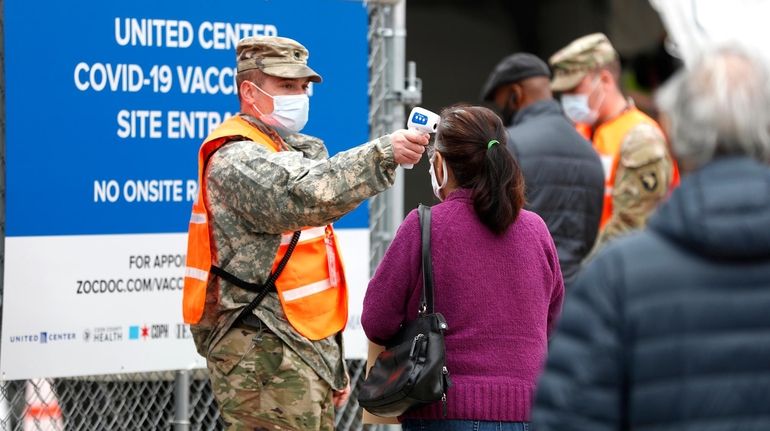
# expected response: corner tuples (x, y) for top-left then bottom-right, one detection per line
(83, 326), (123, 342)
(8, 331), (77, 344)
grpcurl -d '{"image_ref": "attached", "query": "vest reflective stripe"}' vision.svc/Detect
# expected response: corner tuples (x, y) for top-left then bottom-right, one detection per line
(599, 155), (615, 180)
(271, 224), (348, 340)
(282, 279), (333, 302)
(185, 267), (209, 282)
(190, 213), (207, 224)
(182, 115), (348, 341)
(591, 107), (679, 229)
(281, 226), (326, 245)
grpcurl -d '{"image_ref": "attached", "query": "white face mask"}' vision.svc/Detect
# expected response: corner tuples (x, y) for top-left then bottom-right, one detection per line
(429, 153), (448, 201)
(251, 83), (309, 134)
(561, 77), (604, 126)
(561, 94), (597, 125)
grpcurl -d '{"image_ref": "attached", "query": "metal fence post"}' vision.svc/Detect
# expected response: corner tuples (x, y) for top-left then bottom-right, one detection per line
(368, 0), (417, 274)
(172, 371), (190, 431)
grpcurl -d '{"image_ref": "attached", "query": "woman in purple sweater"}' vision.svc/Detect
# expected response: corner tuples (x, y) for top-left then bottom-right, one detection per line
(362, 106), (564, 431)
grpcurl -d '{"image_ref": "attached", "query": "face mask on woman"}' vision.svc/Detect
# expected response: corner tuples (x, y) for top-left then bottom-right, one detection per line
(429, 152), (448, 201)
(250, 83), (310, 134)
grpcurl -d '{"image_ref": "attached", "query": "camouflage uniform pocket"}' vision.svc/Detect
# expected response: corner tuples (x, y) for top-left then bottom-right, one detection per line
(207, 328), (289, 429)
(207, 327), (284, 377)
(208, 328), (334, 430)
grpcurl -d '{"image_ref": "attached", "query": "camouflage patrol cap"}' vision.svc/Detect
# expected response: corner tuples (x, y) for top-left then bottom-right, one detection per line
(549, 33), (618, 92)
(236, 36), (322, 83)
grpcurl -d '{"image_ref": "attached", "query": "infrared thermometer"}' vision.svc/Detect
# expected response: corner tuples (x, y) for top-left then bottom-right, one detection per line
(402, 107), (440, 169)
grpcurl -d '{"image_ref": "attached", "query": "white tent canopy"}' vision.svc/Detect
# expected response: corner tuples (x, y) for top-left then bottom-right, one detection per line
(651, 0), (770, 65)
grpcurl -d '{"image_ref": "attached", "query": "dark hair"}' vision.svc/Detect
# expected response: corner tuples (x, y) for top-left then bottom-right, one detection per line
(435, 105), (525, 234)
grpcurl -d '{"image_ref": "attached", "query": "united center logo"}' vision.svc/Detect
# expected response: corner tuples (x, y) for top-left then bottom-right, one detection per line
(8, 331), (76, 344)
(40, 331), (76, 343)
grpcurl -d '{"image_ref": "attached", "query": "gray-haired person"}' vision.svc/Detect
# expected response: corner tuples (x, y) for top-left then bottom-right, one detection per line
(532, 46), (770, 431)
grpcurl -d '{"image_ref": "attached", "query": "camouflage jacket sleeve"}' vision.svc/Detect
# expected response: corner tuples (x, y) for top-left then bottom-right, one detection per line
(595, 123), (673, 248)
(283, 132), (329, 161)
(206, 134), (397, 234)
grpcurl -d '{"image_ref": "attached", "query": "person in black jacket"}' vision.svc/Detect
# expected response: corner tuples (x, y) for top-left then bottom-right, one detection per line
(532, 45), (770, 431)
(482, 53), (605, 285)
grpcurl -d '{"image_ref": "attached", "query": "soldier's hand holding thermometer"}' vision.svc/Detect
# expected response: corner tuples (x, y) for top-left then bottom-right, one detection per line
(389, 107), (439, 167)
(401, 107), (440, 169)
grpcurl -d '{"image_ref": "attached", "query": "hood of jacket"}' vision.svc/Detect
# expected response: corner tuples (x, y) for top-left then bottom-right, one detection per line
(648, 156), (770, 260)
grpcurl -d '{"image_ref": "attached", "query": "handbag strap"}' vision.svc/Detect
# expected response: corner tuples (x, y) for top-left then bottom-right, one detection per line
(418, 204), (435, 315)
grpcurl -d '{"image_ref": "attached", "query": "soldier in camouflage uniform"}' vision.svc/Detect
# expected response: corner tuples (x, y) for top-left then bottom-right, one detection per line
(192, 36), (429, 430)
(549, 33), (677, 251)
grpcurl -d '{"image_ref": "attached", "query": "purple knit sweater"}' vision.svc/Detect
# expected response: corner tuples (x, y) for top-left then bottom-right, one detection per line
(362, 188), (564, 422)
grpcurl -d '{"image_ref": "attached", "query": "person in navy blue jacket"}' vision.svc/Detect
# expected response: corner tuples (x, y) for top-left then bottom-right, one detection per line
(533, 45), (770, 431)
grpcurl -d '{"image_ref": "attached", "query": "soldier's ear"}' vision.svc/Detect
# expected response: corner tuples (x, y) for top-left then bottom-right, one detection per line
(239, 80), (258, 105)
(598, 69), (615, 87)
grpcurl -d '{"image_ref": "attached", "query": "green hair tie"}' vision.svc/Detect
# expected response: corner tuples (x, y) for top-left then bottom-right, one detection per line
(487, 139), (500, 150)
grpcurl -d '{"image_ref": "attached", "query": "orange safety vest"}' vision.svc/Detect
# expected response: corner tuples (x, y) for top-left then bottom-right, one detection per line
(182, 115), (348, 340)
(591, 108), (680, 228)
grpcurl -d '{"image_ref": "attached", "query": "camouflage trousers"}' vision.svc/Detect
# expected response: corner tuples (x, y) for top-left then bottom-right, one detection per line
(207, 325), (334, 431)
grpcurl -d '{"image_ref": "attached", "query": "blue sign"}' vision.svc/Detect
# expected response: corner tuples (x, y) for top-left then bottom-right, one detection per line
(4, 0), (369, 236)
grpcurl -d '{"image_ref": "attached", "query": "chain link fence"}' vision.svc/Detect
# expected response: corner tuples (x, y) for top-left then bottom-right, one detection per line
(0, 1), (408, 430)
(367, 0), (392, 276)
(1, 362), (372, 431)
(368, 0), (408, 274)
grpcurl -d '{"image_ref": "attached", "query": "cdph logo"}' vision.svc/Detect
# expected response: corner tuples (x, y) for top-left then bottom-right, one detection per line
(151, 324), (169, 339)
(129, 325), (149, 340)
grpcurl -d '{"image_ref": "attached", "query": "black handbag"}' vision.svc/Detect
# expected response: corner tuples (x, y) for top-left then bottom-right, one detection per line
(358, 204), (452, 417)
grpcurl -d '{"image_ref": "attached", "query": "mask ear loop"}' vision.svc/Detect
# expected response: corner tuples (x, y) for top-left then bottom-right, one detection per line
(590, 76), (606, 119)
(433, 152), (448, 188)
(249, 82), (273, 117)
(580, 73), (605, 123)
(435, 134), (448, 188)
(252, 103), (265, 117)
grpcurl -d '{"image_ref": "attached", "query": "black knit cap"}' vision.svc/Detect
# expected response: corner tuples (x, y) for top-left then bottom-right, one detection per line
(480, 53), (551, 101)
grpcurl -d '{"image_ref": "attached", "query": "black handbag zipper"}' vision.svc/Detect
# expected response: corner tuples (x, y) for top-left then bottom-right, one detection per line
(409, 333), (425, 358)
(441, 365), (449, 417)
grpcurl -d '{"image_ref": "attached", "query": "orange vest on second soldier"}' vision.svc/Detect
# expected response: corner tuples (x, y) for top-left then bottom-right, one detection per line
(182, 115), (348, 341)
(591, 107), (679, 228)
